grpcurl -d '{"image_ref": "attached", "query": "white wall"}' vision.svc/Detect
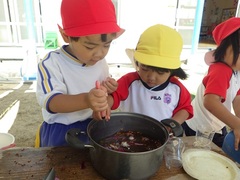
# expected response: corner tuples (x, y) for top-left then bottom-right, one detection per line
(106, 0), (178, 63)
(39, 0), (179, 64)
(40, 0), (65, 47)
(1, 0), (196, 63)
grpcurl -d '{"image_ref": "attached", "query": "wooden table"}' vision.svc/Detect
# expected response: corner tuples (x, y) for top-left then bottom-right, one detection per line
(0, 136), (231, 180)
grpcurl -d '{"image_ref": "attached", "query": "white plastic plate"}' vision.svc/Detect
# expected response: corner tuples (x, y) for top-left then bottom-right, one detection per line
(182, 148), (240, 180)
(0, 133), (15, 149)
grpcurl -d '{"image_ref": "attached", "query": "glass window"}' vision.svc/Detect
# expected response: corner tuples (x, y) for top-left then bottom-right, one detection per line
(0, 0), (7, 21)
(17, 0), (26, 22)
(0, 25), (11, 43)
(178, 29), (194, 46)
(20, 25), (28, 39)
(0, 0), (44, 45)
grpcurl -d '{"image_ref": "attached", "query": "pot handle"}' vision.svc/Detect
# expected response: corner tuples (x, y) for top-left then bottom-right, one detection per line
(65, 128), (93, 149)
(161, 119), (183, 137)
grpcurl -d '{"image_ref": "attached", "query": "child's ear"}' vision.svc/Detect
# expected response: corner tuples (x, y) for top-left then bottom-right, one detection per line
(58, 24), (70, 43)
(135, 61), (140, 72)
(204, 50), (215, 65)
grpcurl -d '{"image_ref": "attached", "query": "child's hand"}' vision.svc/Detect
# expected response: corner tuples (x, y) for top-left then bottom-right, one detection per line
(233, 128), (240, 150)
(92, 107), (111, 121)
(102, 77), (118, 94)
(88, 87), (108, 112)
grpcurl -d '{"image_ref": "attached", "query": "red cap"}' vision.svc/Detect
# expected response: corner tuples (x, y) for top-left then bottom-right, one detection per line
(212, 17), (240, 46)
(60, 0), (124, 37)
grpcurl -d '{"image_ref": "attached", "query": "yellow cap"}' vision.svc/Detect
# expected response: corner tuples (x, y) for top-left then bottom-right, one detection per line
(134, 24), (183, 69)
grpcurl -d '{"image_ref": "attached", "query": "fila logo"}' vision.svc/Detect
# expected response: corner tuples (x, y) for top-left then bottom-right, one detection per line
(150, 96), (161, 100)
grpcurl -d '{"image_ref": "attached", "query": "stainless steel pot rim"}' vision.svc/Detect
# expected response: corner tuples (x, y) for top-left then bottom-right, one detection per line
(87, 112), (170, 154)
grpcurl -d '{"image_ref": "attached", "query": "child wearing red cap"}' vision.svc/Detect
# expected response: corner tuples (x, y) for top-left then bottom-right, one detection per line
(35, 0), (124, 147)
(183, 17), (240, 149)
(94, 24), (193, 129)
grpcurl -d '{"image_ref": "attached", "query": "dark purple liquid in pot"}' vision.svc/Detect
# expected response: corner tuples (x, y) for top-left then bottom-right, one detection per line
(99, 130), (162, 152)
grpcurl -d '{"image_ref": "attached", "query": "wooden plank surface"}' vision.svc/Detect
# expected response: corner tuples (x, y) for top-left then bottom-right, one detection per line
(0, 136), (230, 180)
(0, 147), (103, 180)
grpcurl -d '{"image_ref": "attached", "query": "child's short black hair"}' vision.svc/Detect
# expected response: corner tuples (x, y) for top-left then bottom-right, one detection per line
(135, 61), (188, 80)
(214, 29), (240, 65)
(70, 33), (116, 42)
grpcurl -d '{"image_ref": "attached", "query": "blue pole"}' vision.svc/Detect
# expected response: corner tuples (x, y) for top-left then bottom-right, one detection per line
(22, 0), (37, 81)
(191, 0), (205, 54)
(24, 0), (36, 40)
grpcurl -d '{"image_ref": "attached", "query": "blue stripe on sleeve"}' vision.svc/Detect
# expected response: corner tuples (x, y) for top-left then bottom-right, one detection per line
(38, 53), (54, 94)
(46, 93), (62, 113)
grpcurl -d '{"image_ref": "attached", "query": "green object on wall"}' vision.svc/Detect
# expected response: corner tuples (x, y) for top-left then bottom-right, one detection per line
(44, 32), (58, 49)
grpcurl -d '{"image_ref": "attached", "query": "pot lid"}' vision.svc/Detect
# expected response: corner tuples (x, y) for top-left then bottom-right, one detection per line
(182, 148), (240, 180)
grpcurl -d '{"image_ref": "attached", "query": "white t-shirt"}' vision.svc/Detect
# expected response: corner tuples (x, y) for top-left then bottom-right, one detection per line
(111, 72), (193, 122)
(186, 63), (240, 133)
(36, 45), (109, 125)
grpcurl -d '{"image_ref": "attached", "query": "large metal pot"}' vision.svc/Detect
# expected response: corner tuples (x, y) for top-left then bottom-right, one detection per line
(65, 112), (183, 180)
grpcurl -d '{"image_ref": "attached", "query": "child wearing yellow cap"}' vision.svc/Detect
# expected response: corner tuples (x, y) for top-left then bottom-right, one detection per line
(36, 0), (124, 147)
(183, 17), (240, 148)
(94, 24), (193, 128)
